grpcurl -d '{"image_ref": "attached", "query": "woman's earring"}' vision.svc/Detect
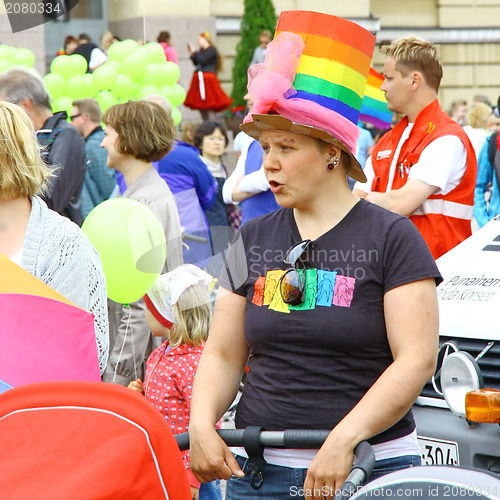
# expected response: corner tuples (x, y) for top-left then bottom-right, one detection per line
(327, 158), (339, 170)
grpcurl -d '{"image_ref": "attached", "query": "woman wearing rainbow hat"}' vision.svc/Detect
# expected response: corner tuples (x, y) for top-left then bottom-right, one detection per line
(189, 11), (441, 499)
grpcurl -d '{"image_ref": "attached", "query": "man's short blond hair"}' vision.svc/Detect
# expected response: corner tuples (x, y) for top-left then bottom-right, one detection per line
(72, 98), (102, 123)
(0, 101), (52, 200)
(382, 36), (443, 93)
(103, 100), (175, 162)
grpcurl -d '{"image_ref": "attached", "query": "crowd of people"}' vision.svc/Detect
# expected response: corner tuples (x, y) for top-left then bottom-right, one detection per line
(2, 10), (500, 500)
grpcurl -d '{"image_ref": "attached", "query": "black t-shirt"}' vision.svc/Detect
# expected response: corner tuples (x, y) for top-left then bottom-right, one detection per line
(219, 200), (442, 444)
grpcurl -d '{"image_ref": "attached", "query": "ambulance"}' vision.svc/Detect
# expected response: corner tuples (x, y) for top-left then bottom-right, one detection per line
(414, 215), (500, 477)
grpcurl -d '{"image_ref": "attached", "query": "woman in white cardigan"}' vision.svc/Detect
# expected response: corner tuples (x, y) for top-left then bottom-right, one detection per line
(0, 101), (109, 373)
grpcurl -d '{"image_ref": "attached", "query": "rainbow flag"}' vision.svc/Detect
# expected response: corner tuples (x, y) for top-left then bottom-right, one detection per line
(359, 67), (392, 129)
(275, 11), (375, 125)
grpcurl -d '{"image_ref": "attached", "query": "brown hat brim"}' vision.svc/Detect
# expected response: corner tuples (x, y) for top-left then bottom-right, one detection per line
(240, 114), (367, 183)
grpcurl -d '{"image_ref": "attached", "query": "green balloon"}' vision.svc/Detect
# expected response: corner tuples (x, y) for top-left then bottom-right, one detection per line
(81, 73), (95, 96)
(166, 83), (186, 107)
(145, 62), (180, 88)
(43, 73), (67, 99)
(0, 45), (16, 63)
(171, 107), (182, 127)
(50, 55), (74, 79)
(82, 73), (94, 87)
(66, 74), (91, 100)
(67, 54), (88, 75)
(95, 90), (118, 112)
(0, 60), (11, 73)
(92, 64), (117, 91)
(129, 82), (141, 100)
(111, 74), (135, 100)
(12, 48), (35, 68)
(162, 62), (181, 86)
(161, 85), (175, 103)
(105, 60), (121, 72)
(107, 41), (130, 63)
(138, 84), (160, 99)
(144, 64), (163, 88)
(120, 39), (140, 53)
(51, 96), (73, 116)
(81, 198), (166, 304)
(141, 42), (166, 65)
(122, 52), (147, 85)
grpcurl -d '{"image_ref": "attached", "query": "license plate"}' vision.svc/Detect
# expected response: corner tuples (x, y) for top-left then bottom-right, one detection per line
(418, 436), (460, 466)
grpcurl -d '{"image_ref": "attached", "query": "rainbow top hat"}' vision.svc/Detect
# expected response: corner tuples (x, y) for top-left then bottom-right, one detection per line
(360, 67), (392, 129)
(241, 10), (376, 183)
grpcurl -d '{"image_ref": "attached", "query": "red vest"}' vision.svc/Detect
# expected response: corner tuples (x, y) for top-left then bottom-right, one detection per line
(371, 100), (477, 259)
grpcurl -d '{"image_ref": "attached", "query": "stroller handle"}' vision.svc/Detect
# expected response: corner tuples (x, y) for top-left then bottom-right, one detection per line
(335, 440), (374, 500)
(175, 428), (375, 498)
(175, 428), (336, 451)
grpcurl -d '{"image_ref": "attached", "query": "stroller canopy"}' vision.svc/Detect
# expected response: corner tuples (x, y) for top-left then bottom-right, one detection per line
(0, 381), (191, 499)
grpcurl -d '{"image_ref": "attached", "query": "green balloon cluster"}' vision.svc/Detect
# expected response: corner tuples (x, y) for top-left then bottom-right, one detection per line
(40, 40), (185, 125)
(0, 45), (36, 72)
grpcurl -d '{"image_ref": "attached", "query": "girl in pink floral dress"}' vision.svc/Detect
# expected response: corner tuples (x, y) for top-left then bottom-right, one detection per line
(128, 264), (221, 500)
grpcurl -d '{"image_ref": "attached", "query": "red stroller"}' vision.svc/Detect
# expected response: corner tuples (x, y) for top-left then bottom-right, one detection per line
(0, 381), (191, 499)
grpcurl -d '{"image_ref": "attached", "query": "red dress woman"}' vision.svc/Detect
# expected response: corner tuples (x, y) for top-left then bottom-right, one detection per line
(184, 32), (232, 121)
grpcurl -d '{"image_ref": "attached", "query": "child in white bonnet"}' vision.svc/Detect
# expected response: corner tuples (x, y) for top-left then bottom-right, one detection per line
(128, 264), (221, 500)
